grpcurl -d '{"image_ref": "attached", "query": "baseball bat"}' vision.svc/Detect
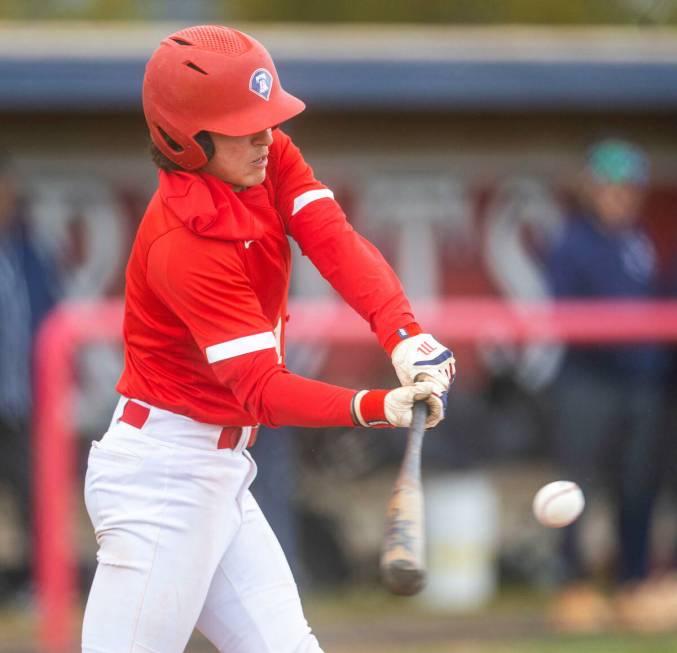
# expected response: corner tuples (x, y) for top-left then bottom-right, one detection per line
(380, 400), (428, 596)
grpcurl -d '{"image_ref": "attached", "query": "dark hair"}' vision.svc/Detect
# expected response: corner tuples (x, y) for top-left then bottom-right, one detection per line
(149, 130), (215, 172)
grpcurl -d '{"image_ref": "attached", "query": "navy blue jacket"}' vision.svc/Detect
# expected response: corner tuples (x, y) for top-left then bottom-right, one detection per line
(546, 213), (665, 380)
(0, 215), (59, 421)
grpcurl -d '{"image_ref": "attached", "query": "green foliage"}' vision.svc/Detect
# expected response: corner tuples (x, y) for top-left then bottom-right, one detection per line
(231, 0), (677, 25)
(1, 0), (677, 24)
(0, 0), (142, 21)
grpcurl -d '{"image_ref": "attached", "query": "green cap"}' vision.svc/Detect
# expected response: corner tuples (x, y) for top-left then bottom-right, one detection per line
(586, 139), (649, 185)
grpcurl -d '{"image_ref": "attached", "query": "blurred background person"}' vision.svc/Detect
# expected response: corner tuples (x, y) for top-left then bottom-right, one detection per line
(545, 139), (670, 632)
(0, 153), (59, 604)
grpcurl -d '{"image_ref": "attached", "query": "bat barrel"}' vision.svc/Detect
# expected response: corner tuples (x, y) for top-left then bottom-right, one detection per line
(381, 559), (426, 596)
(380, 400), (428, 596)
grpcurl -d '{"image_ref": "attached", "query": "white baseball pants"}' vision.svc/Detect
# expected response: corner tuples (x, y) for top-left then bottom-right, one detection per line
(82, 398), (323, 653)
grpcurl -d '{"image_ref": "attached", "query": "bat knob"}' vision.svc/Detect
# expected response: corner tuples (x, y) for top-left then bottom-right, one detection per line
(381, 560), (426, 596)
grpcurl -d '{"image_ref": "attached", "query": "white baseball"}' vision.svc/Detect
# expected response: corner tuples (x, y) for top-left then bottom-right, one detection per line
(532, 481), (585, 528)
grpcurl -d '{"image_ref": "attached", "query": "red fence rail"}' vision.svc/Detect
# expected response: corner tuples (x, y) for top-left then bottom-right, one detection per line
(33, 298), (677, 651)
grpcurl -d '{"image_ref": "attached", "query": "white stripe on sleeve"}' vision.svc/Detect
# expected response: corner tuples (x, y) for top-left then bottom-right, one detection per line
(205, 332), (277, 364)
(291, 188), (335, 216)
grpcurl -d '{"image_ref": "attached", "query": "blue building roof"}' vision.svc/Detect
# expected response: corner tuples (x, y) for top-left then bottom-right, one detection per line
(4, 24), (677, 112)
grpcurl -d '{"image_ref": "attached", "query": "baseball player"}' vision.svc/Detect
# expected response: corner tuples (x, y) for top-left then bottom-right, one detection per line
(82, 25), (454, 653)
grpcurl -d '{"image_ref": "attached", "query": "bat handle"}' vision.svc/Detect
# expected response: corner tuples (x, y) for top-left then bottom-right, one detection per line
(400, 401), (427, 474)
(411, 400), (428, 434)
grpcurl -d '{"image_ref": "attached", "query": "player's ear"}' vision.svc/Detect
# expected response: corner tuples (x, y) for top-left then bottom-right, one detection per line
(194, 131), (215, 162)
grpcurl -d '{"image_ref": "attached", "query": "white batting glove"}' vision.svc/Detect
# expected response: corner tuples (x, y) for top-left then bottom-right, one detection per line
(391, 333), (455, 392)
(352, 381), (444, 429)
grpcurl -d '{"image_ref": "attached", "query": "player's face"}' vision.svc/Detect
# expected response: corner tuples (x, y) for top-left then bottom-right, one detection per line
(201, 128), (274, 190)
(589, 181), (644, 229)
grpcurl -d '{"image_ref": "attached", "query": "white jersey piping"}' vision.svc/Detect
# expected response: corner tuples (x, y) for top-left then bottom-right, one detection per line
(291, 188), (335, 216)
(205, 332), (277, 363)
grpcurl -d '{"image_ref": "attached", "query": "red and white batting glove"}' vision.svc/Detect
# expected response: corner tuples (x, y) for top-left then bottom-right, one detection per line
(351, 381), (444, 429)
(391, 333), (455, 392)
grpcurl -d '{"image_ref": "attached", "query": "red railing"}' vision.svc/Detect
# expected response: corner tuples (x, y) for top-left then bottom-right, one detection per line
(33, 298), (677, 652)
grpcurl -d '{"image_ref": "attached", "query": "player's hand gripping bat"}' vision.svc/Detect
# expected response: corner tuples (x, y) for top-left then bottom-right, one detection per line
(380, 400), (428, 595)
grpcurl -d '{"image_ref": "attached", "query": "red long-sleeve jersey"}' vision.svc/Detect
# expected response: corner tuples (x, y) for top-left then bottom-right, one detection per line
(117, 129), (417, 427)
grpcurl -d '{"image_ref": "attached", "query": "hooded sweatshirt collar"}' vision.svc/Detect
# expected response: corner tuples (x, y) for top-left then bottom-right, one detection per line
(158, 170), (264, 242)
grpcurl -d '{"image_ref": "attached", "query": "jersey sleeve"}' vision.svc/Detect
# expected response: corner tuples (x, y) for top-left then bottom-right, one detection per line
(269, 130), (418, 350)
(146, 229), (355, 427)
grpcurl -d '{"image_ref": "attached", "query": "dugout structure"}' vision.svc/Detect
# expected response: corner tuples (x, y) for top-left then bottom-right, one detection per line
(34, 297), (677, 652)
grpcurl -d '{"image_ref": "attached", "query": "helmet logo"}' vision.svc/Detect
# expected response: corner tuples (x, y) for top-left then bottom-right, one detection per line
(249, 68), (273, 101)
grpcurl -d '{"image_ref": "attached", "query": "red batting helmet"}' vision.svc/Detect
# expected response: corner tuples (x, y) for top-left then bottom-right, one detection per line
(142, 25), (305, 170)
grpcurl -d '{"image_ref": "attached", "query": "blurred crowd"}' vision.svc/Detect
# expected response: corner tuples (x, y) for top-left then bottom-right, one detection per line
(0, 155), (59, 603)
(545, 140), (677, 632)
(1, 137), (676, 633)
